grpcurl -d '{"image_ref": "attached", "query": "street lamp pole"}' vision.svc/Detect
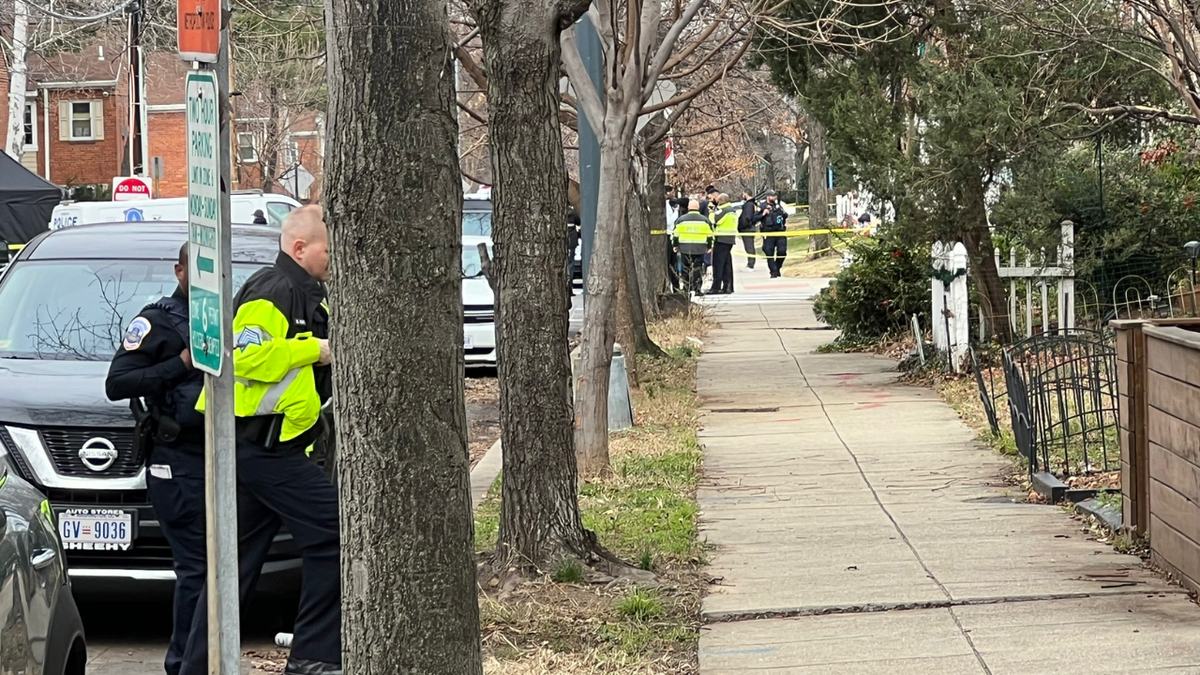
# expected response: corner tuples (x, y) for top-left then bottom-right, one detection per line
(1185, 241), (1199, 315)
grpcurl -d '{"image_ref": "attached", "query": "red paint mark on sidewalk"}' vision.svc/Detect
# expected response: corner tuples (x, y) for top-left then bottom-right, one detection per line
(856, 403), (885, 410)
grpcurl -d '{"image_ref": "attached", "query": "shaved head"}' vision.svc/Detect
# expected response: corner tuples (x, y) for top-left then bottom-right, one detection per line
(175, 242), (189, 294)
(281, 205), (330, 281)
(718, 193), (729, 205)
(688, 199), (700, 211)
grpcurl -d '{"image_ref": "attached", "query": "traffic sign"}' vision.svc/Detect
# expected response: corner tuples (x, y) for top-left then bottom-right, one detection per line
(178, 0), (219, 63)
(186, 70), (222, 375)
(112, 176), (153, 201)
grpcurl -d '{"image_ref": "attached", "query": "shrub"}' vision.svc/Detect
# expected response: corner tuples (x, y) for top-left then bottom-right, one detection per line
(813, 236), (930, 340)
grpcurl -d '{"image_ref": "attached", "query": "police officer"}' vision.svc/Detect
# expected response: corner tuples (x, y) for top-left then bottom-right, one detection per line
(673, 199), (712, 295)
(758, 190), (790, 278)
(180, 206), (340, 675)
(738, 190), (759, 270)
(708, 193), (738, 295)
(105, 243), (205, 675)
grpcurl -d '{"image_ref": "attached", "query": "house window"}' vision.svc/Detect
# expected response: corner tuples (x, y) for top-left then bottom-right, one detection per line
(23, 103), (36, 150)
(281, 140), (299, 167)
(71, 102), (93, 139)
(58, 100), (103, 142)
(237, 132), (258, 163)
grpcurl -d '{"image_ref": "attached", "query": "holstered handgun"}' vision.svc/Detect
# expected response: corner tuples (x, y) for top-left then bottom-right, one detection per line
(130, 399), (157, 462)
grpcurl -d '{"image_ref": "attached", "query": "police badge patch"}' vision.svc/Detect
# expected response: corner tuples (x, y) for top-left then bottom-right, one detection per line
(123, 317), (152, 351)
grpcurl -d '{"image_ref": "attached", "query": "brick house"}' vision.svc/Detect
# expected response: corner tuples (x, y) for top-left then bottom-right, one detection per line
(1, 44), (324, 201)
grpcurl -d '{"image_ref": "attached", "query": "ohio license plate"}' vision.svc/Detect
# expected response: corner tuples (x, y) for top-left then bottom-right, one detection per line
(464, 334), (474, 349)
(58, 508), (135, 551)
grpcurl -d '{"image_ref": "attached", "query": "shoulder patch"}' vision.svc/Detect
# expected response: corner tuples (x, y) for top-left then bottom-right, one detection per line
(236, 326), (264, 351)
(123, 317), (152, 351)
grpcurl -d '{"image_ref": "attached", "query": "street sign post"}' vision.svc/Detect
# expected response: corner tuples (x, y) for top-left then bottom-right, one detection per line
(187, 70), (222, 375)
(185, 7), (240, 671)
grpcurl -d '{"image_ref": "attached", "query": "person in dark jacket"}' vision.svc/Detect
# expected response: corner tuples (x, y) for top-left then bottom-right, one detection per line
(699, 185), (719, 218)
(105, 243), (205, 675)
(759, 191), (789, 278)
(673, 200), (712, 294)
(252, 209), (268, 225)
(738, 190), (759, 270)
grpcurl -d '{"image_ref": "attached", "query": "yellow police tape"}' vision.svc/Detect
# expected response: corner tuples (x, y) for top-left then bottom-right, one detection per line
(6, 244), (22, 251)
(652, 227), (870, 238)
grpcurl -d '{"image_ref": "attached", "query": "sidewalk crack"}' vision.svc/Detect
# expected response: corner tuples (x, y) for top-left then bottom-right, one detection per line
(759, 304), (994, 675)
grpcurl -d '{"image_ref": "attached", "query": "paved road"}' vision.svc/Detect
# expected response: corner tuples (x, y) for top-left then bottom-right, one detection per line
(696, 266), (1200, 674)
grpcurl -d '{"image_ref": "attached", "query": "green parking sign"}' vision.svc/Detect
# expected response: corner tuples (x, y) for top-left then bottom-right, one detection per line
(186, 70), (223, 375)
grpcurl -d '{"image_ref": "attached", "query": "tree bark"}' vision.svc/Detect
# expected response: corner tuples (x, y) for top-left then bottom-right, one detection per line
(325, 0), (482, 670)
(262, 85), (280, 194)
(4, 0), (29, 161)
(625, 151), (667, 358)
(961, 179), (1013, 344)
(806, 113), (831, 255)
(472, 0), (597, 568)
(575, 123), (634, 478)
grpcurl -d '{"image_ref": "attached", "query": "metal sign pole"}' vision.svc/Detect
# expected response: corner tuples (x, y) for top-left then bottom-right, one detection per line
(209, 3), (239, 670)
(577, 14), (602, 307)
(184, 0), (239, 669)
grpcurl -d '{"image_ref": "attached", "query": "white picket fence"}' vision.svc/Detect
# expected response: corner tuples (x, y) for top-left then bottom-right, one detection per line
(993, 220), (1075, 339)
(932, 221), (1076, 362)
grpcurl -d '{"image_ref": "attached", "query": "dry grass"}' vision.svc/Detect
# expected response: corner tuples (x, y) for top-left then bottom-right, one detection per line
(476, 314), (714, 674)
(781, 251), (842, 279)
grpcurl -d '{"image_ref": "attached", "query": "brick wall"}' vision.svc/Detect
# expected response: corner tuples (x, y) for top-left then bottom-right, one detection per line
(43, 88), (127, 188)
(1142, 324), (1200, 595)
(148, 111), (188, 198)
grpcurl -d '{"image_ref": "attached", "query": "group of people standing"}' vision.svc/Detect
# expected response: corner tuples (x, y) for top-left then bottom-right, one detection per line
(667, 185), (791, 295)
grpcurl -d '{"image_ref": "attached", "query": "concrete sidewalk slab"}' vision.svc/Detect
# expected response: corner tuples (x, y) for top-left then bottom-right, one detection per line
(696, 288), (1200, 673)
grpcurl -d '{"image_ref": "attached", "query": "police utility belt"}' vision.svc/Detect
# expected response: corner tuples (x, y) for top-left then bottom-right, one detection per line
(130, 399), (184, 459)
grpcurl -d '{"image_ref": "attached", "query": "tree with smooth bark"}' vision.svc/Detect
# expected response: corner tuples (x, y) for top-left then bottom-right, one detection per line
(564, 0), (760, 477)
(324, 0), (482, 670)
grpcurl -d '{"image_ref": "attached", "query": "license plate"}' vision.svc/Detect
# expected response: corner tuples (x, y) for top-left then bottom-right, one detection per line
(464, 334), (474, 349)
(57, 508), (135, 551)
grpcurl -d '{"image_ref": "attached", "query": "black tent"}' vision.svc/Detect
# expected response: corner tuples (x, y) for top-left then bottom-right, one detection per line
(0, 152), (62, 245)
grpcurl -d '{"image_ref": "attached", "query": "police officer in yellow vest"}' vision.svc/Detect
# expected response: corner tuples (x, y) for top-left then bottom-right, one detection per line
(181, 206), (341, 675)
(673, 199), (713, 294)
(708, 193), (739, 295)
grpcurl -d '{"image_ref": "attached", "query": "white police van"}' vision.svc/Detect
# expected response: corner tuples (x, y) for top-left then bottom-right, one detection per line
(49, 191), (302, 230)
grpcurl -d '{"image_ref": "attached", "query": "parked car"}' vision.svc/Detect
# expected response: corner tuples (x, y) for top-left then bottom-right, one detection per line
(462, 236), (497, 368)
(462, 198), (492, 238)
(0, 222), (302, 598)
(48, 191), (302, 231)
(0, 465), (87, 675)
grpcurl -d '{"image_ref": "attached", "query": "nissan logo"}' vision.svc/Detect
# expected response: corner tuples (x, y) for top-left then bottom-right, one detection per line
(78, 438), (118, 472)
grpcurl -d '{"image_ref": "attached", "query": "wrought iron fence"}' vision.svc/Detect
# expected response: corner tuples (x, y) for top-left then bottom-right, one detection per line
(1002, 328), (1118, 478)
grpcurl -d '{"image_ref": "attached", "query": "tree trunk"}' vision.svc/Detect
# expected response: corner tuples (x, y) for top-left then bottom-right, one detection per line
(575, 119), (634, 478)
(806, 113), (831, 255)
(615, 229), (639, 388)
(472, 0), (597, 568)
(961, 178), (1012, 344)
(625, 151), (666, 358)
(325, 0), (482, 670)
(4, 0), (29, 161)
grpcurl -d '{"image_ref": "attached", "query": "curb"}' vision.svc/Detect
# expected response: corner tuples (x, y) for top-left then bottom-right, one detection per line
(471, 438), (503, 511)
(1074, 497), (1123, 532)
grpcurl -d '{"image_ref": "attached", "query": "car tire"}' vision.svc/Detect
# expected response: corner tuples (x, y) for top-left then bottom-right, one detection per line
(44, 584), (85, 675)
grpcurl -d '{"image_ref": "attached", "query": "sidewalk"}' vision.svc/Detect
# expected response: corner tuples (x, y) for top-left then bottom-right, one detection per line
(695, 267), (1200, 674)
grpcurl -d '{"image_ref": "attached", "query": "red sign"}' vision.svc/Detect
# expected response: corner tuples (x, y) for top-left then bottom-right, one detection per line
(112, 177), (154, 202)
(664, 136), (675, 167)
(178, 0), (219, 63)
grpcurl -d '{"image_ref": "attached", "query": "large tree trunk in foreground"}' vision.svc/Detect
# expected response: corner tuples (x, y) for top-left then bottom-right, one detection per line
(806, 113), (831, 255)
(473, 0), (596, 568)
(325, 0), (482, 671)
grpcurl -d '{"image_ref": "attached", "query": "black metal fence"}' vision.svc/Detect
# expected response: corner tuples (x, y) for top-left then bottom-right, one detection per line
(972, 329), (1119, 478)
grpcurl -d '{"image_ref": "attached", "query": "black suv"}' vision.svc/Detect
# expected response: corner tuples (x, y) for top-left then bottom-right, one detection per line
(0, 222), (301, 597)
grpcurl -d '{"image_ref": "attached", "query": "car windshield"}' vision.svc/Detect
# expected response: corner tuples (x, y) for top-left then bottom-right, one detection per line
(463, 211), (492, 237)
(462, 244), (492, 278)
(0, 260), (261, 361)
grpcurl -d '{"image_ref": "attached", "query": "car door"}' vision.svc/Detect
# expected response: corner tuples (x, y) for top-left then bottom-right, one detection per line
(0, 483), (30, 675)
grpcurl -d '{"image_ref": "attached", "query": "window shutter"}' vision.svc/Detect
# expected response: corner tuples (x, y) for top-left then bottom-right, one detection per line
(90, 100), (104, 140)
(58, 101), (70, 141)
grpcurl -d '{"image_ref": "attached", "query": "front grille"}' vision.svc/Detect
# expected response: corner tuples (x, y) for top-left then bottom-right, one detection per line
(40, 428), (143, 478)
(43, 487), (149, 507)
(464, 304), (494, 324)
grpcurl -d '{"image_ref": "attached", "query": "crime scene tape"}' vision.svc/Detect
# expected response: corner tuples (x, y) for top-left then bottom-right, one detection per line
(650, 227), (871, 238)
(6, 244), (23, 251)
